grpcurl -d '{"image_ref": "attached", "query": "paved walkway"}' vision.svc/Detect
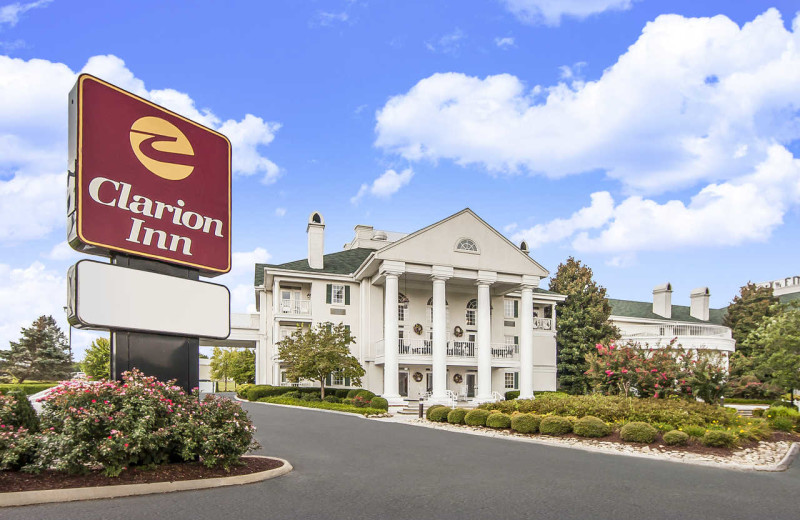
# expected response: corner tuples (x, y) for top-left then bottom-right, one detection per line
(6, 400), (800, 520)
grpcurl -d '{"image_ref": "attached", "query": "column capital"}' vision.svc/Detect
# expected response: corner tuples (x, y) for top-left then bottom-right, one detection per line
(476, 270), (497, 285)
(520, 275), (540, 289)
(379, 260), (405, 277)
(431, 265), (454, 281)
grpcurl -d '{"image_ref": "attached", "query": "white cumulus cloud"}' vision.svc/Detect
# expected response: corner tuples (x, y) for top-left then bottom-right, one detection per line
(351, 168), (414, 204)
(502, 0), (634, 26)
(0, 0), (52, 27)
(377, 9), (800, 254)
(513, 191), (614, 249)
(495, 36), (516, 49)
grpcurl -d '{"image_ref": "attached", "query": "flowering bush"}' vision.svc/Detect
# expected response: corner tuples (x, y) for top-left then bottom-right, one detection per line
(584, 340), (729, 403)
(0, 390), (39, 431)
(7, 370), (259, 476)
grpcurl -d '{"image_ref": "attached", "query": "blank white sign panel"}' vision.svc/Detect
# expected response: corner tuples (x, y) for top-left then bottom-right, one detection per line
(70, 260), (230, 339)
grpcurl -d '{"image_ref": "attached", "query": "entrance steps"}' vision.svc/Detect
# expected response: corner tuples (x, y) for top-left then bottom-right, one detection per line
(394, 399), (480, 416)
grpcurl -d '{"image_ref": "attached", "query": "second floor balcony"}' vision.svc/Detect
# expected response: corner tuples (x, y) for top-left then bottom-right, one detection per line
(276, 298), (312, 317)
(375, 339), (521, 362)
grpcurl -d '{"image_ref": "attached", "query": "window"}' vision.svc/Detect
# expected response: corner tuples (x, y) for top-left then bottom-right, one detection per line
(455, 238), (478, 252)
(466, 299), (477, 326)
(426, 297), (449, 325)
(331, 284), (344, 304)
(504, 299), (518, 319)
(398, 293), (409, 322)
(280, 371), (288, 385)
(331, 370), (344, 386)
(505, 372), (516, 389)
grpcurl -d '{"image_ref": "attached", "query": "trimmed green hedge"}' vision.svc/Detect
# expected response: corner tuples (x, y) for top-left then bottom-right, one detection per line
(429, 407), (452, 422)
(511, 413), (541, 434)
(426, 404), (446, 420)
(0, 383), (57, 396)
(369, 397), (388, 410)
(464, 409), (491, 426)
(702, 430), (736, 448)
(573, 416), (610, 438)
(257, 396), (386, 416)
(447, 408), (469, 424)
(505, 391), (520, 400)
(539, 415), (573, 436)
(620, 422), (657, 443)
(243, 385), (360, 402)
(486, 413), (511, 429)
(663, 430), (689, 446)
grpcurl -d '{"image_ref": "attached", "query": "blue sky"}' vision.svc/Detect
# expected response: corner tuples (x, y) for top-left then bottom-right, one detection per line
(1, 0), (799, 359)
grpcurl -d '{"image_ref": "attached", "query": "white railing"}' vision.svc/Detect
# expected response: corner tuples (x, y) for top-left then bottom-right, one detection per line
(491, 391), (505, 402)
(277, 298), (312, 316)
(533, 317), (553, 330)
(399, 339), (433, 355)
(491, 343), (519, 360)
(621, 322), (731, 339)
(444, 389), (457, 408)
(448, 341), (476, 357)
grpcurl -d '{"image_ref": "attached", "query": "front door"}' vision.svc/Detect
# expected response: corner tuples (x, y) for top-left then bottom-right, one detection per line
(466, 373), (476, 398)
(398, 372), (409, 397)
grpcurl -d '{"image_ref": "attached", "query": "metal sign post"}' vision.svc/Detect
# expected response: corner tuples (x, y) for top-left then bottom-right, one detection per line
(66, 74), (232, 391)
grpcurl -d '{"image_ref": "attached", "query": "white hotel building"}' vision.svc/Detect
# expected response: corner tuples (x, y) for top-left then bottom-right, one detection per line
(243, 209), (566, 405)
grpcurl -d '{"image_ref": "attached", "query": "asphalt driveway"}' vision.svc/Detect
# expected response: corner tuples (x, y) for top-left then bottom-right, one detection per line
(5, 400), (799, 520)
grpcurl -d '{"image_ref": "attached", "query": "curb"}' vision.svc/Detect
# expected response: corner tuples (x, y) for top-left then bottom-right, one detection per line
(235, 396), (388, 419)
(0, 456), (292, 508)
(388, 419), (799, 473)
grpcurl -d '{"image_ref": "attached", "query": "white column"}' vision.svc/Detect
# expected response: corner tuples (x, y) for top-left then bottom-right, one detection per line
(519, 283), (535, 399)
(476, 271), (497, 402)
(383, 271), (401, 402)
(430, 266), (453, 403)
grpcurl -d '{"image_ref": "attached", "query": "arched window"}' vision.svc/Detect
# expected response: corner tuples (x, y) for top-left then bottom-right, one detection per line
(466, 299), (477, 326)
(426, 297), (449, 324)
(398, 293), (409, 322)
(455, 238), (478, 252)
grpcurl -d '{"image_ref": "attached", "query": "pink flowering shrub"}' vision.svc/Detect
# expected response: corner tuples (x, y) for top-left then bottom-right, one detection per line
(12, 370), (259, 476)
(0, 390), (39, 432)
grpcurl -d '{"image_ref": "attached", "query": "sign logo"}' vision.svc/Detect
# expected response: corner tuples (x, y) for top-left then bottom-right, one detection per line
(129, 116), (195, 181)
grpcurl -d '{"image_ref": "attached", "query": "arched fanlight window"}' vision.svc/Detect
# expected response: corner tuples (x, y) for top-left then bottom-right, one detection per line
(466, 298), (477, 326)
(398, 293), (409, 322)
(455, 238), (478, 252)
(426, 297), (449, 324)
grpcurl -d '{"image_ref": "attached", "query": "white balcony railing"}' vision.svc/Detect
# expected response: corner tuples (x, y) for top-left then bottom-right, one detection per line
(620, 322), (731, 339)
(533, 317), (553, 330)
(491, 343), (520, 360)
(448, 341), (476, 357)
(400, 339), (433, 355)
(277, 298), (312, 316)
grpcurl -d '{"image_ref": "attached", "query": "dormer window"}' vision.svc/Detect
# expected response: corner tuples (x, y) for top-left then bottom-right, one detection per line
(455, 238), (478, 253)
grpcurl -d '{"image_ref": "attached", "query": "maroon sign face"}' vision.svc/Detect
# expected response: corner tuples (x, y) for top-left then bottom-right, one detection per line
(68, 74), (231, 275)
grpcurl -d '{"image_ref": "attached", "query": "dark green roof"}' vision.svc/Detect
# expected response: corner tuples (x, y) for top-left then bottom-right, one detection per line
(779, 292), (800, 305)
(533, 288), (561, 296)
(254, 248), (373, 286)
(608, 298), (726, 325)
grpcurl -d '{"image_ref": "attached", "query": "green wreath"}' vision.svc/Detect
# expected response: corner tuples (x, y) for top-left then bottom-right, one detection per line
(413, 323), (424, 335)
(413, 372), (423, 382)
(453, 326), (464, 338)
(453, 373), (463, 384)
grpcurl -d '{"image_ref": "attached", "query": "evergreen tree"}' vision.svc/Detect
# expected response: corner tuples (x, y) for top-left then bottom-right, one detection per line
(0, 315), (72, 383)
(549, 257), (619, 394)
(81, 337), (110, 380)
(724, 282), (779, 378)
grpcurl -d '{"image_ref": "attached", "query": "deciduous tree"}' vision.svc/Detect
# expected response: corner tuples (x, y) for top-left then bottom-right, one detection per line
(81, 337), (110, 380)
(749, 308), (800, 404)
(549, 257), (619, 394)
(277, 322), (364, 398)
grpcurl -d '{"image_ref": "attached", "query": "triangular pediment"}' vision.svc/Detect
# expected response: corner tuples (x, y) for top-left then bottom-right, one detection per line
(373, 209), (548, 277)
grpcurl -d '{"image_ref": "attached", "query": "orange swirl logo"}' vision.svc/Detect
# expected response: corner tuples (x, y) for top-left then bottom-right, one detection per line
(129, 116), (195, 181)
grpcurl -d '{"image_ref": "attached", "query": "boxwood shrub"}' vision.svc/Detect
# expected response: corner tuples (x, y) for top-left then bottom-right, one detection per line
(346, 389), (361, 399)
(511, 413), (541, 434)
(681, 424), (706, 438)
(769, 416), (795, 432)
(429, 406), (452, 422)
(370, 397), (389, 410)
(573, 416), (610, 438)
(486, 413), (512, 429)
(447, 408), (469, 424)
(620, 422), (658, 443)
(663, 430), (689, 446)
(323, 395), (340, 403)
(539, 415), (572, 436)
(464, 409), (491, 426)
(702, 430), (736, 448)
(426, 404), (446, 420)
(505, 391), (521, 400)
(356, 390), (376, 400)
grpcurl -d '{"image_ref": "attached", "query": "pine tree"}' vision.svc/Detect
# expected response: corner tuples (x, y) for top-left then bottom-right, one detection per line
(0, 315), (73, 383)
(81, 337), (110, 380)
(549, 257), (619, 394)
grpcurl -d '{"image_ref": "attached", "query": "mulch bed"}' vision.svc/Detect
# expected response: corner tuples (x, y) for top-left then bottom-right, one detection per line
(0, 456), (283, 494)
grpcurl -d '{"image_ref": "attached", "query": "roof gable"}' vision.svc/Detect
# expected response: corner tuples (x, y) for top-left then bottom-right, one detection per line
(373, 209), (549, 277)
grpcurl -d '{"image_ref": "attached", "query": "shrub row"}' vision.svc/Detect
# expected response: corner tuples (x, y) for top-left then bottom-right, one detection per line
(257, 396), (386, 416)
(0, 383), (58, 396)
(480, 393), (734, 428)
(241, 385), (362, 402)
